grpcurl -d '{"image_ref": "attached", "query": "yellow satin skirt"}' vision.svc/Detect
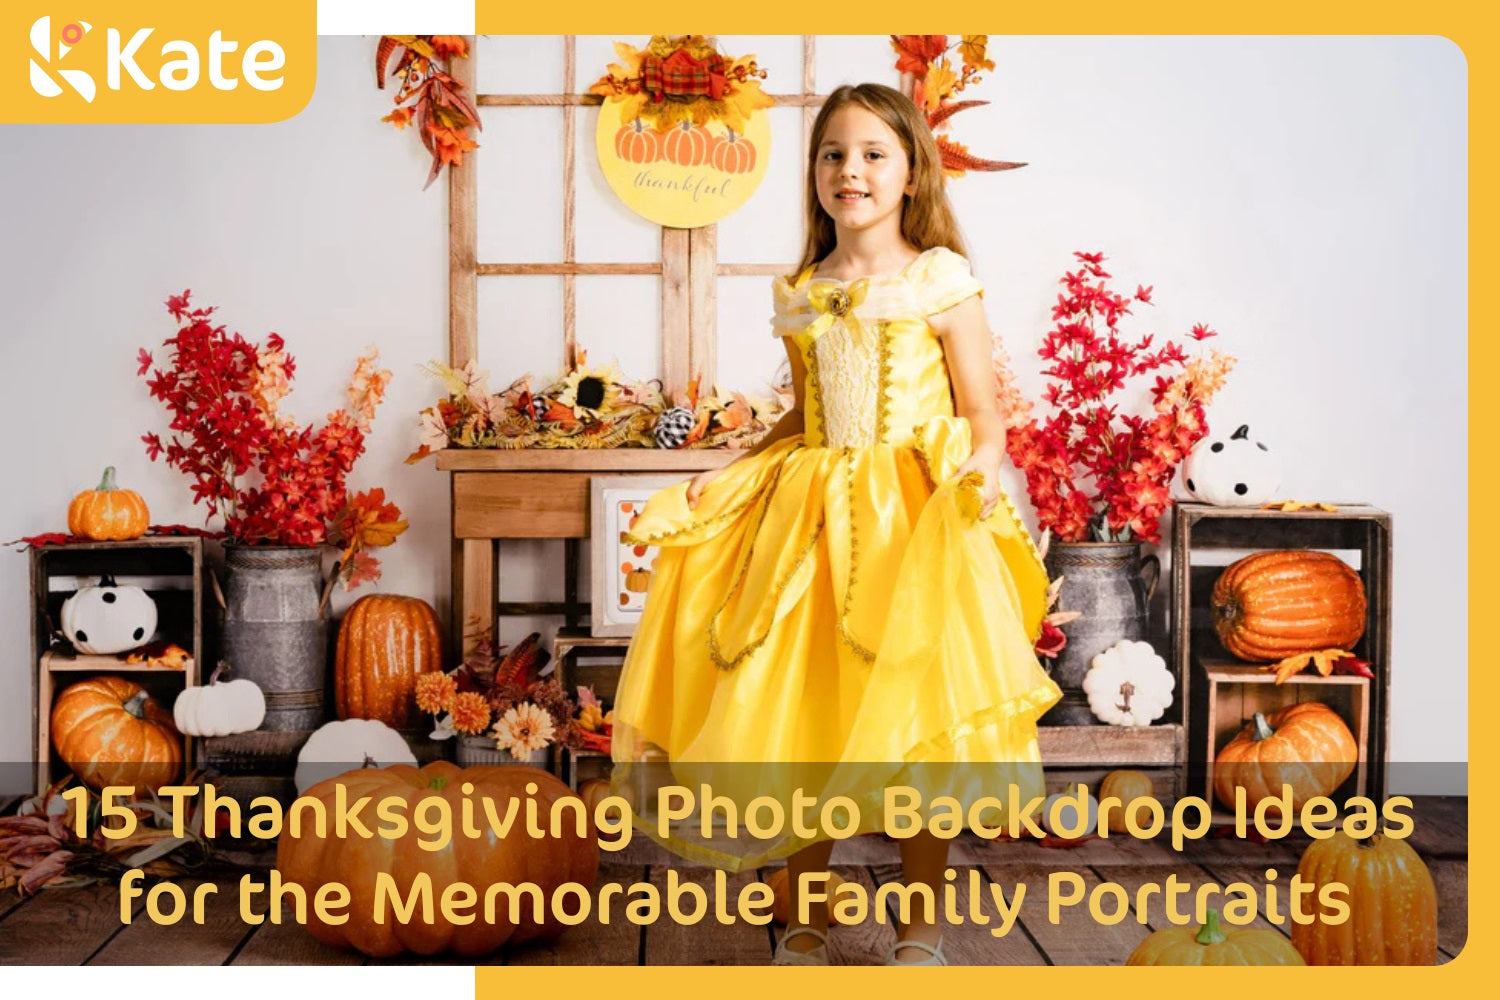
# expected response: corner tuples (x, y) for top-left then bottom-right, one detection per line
(609, 416), (1062, 870)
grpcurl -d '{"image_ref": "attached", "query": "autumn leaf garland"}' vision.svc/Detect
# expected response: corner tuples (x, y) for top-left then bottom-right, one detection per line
(891, 34), (1023, 178)
(378, 35), (482, 189)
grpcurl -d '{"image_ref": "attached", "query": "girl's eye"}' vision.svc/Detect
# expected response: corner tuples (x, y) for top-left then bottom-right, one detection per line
(822, 151), (842, 161)
(866, 151), (884, 160)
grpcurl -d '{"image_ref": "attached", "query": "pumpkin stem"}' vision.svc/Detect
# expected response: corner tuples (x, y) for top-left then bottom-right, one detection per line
(123, 690), (149, 719)
(1116, 681), (1135, 714)
(98, 466), (118, 492)
(361, 754), (378, 769)
(1195, 909), (1227, 945)
(1251, 712), (1276, 742)
(209, 661), (231, 685)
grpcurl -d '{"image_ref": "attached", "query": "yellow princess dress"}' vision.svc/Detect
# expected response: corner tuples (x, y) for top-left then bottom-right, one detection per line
(609, 247), (1061, 869)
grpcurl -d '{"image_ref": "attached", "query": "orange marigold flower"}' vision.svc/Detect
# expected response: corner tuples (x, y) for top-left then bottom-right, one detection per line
(415, 671), (457, 714)
(450, 691), (491, 735)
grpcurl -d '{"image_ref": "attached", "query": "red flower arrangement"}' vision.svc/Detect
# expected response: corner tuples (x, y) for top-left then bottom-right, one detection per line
(999, 253), (1237, 545)
(139, 291), (406, 590)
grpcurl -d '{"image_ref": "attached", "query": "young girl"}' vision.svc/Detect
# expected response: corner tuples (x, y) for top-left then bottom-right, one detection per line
(609, 83), (1061, 966)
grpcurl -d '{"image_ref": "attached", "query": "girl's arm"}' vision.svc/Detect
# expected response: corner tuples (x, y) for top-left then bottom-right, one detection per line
(687, 341), (806, 508)
(931, 295), (1007, 519)
(735, 341), (808, 460)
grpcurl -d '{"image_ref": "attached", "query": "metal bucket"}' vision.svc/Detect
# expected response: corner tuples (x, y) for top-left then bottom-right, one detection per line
(220, 545), (328, 730)
(1040, 541), (1160, 726)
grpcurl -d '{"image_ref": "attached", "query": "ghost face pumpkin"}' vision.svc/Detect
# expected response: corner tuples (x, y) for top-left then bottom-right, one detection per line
(60, 576), (158, 655)
(1182, 424), (1283, 506)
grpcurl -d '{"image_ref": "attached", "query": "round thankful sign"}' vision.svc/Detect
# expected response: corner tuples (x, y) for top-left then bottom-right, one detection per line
(595, 99), (771, 229)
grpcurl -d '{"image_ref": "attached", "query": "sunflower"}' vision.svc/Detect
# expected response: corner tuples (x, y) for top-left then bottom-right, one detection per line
(555, 357), (624, 421)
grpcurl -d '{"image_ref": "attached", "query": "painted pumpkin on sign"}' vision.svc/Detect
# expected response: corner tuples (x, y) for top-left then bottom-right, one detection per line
(662, 121), (711, 166)
(614, 118), (660, 163)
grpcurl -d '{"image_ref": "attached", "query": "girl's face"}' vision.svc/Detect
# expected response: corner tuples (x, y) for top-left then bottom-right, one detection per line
(814, 104), (914, 241)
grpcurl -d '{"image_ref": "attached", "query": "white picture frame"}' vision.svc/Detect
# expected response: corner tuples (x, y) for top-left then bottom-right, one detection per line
(589, 474), (684, 637)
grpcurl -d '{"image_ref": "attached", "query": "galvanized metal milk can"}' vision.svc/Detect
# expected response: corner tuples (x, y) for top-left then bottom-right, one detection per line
(219, 546), (328, 730)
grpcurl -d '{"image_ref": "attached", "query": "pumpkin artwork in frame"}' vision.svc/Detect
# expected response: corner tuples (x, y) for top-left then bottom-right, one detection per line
(590, 475), (681, 637)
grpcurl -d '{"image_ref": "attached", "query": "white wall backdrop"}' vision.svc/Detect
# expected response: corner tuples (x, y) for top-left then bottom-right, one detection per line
(0, 35), (1466, 791)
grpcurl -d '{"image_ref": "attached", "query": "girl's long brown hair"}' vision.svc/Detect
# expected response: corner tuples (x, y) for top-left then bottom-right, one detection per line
(795, 83), (966, 277)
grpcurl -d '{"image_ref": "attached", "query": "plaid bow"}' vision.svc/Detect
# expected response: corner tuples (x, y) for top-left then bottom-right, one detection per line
(642, 48), (727, 102)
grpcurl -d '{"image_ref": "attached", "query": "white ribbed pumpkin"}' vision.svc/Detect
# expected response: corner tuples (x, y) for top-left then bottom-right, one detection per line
(60, 576), (158, 654)
(294, 719), (416, 794)
(173, 670), (265, 737)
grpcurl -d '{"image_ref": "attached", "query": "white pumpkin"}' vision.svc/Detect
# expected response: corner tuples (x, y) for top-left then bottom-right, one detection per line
(294, 719), (417, 794)
(174, 670), (266, 737)
(1041, 787), (1099, 838)
(1082, 639), (1175, 727)
(1181, 423), (1282, 506)
(60, 576), (158, 654)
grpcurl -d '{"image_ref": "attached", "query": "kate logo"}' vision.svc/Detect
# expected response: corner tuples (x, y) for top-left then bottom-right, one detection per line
(29, 16), (95, 102)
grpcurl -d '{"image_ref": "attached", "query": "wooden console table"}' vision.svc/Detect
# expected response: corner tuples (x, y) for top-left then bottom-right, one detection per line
(439, 449), (737, 655)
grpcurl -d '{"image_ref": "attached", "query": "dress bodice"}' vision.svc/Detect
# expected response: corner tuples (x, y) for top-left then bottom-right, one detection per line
(771, 246), (984, 449)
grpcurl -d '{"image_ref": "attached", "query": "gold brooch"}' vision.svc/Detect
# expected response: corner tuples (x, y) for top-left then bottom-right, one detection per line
(826, 288), (851, 316)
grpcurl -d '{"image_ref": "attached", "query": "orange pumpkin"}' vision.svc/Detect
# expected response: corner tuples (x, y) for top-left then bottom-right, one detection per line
(277, 761), (598, 957)
(1292, 832), (1438, 965)
(1212, 550), (1366, 661)
(577, 777), (624, 843)
(1128, 909), (1305, 965)
(1098, 769), (1155, 834)
(766, 867), (856, 926)
(1213, 702), (1357, 812)
(624, 568), (652, 593)
(51, 675), (181, 792)
(614, 118), (660, 163)
(335, 595), (442, 728)
(709, 130), (757, 174)
(662, 121), (711, 166)
(68, 466), (150, 540)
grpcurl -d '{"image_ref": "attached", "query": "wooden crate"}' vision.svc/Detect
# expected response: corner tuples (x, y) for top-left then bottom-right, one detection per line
(1197, 661), (1371, 818)
(30, 538), (206, 794)
(1172, 502), (1392, 805)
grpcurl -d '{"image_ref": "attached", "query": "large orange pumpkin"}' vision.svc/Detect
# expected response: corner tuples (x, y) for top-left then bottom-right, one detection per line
(335, 594), (442, 728)
(1291, 832), (1438, 965)
(1128, 909), (1305, 965)
(1098, 769), (1155, 834)
(1213, 702), (1357, 812)
(276, 761), (598, 957)
(1212, 550), (1366, 661)
(68, 466), (150, 541)
(51, 675), (181, 792)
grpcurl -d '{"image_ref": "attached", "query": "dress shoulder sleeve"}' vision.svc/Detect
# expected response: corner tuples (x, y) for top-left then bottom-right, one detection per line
(770, 274), (809, 338)
(912, 247), (984, 317)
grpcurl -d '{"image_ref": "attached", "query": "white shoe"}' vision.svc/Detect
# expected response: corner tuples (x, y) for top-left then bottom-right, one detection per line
(885, 938), (946, 966)
(773, 926), (829, 965)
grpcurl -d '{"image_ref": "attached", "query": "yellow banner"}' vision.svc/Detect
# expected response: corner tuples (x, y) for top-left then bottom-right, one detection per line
(2, 0), (315, 123)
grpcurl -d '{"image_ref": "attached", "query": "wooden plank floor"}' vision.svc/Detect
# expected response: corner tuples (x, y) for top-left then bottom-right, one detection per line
(0, 796), (1467, 966)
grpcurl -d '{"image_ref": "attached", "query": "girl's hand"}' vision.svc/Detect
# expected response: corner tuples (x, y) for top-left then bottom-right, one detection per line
(686, 466), (728, 510)
(954, 446), (1004, 520)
